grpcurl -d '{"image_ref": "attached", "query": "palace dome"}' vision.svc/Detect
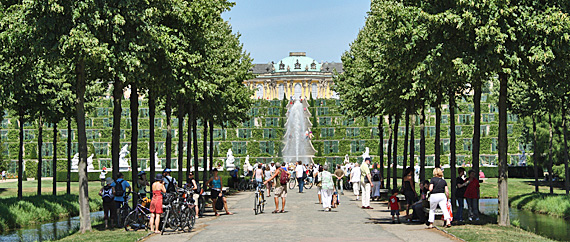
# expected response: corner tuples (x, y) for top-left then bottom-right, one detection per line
(273, 52), (321, 72)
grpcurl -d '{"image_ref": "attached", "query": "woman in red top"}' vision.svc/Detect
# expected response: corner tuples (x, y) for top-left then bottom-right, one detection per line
(464, 170), (480, 221)
(149, 174), (166, 233)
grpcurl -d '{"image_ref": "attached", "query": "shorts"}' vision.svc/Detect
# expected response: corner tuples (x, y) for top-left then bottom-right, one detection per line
(274, 186), (287, 198)
(317, 186), (322, 195)
(391, 210), (400, 216)
(211, 189), (223, 198)
(192, 193), (199, 203)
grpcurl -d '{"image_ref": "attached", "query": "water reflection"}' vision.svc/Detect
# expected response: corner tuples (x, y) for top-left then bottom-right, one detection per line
(0, 211), (103, 242)
(479, 199), (570, 241)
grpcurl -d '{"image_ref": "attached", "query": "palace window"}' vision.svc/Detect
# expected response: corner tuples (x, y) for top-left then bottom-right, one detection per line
(320, 128), (334, 138)
(0, 130), (7, 141)
(319, 117), (332, 126)
(41, 143), (53, 157)
(232, 142), (247, 154)
(317, 107), (329, 115)
(94, 143), (109, 156)
(351, 141), (365, 153)
(323, 141), (339, 154)
(463, 139), (472, 151)
(97, 108), (109, 117)
(265, 118), (279, 127)
(263, 129), (277, 139)
(346, 128), (360, 137)
(260, 141), (274, 155)
(238, 129), (252, 139)
(24, 130), (35, 140)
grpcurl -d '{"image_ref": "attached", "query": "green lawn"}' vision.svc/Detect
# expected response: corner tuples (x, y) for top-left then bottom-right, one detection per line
(0, 180), (105, 199)
(55, 220), (149, 242)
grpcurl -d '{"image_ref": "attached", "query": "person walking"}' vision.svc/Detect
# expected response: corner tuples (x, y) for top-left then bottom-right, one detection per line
(295, 161), (305, 193)
(455, 167), (467, 222)
(99, 168), (107, 186)
(402, 167), (417, 220)
(1, 170), (6, 181)
(334, 165), (345, 195)
(137, 171), (149, 198)
(320, 164), (335, 211)
(264, 163), (289, 213)
(427, 168), (451, 228)
(162, 168), (177, 193)
(99, 177), (116, 229)
(371, 163), (382, 201)
(464, 169), (480, 221)
(149, 174), (166, 234)
(350, 163), (361, 200)
(208, 168), (233, 216)
(315, 165), (323, 204)
(264, 166), (273, 196)
(360, 157), (373, 209)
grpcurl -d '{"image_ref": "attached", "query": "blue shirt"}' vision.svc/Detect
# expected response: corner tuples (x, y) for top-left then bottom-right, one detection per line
(111, 178), (131, 202)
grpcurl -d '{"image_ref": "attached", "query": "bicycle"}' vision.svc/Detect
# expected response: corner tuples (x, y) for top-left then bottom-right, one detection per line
(116, 192), (132, 228)
(239, 179), (256, 191)
(124, 194), (151, 231)
(253, 181), (265, 215)
(288, 175), (313, 190)
(161, 187), (197, 234)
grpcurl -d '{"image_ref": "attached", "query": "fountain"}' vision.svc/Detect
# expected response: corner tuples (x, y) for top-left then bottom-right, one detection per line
(282, 98), (316, 164)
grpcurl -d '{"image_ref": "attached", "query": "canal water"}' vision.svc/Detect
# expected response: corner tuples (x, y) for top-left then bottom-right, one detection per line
(479, 199), (570, 241)
(0, 211), (103, 242)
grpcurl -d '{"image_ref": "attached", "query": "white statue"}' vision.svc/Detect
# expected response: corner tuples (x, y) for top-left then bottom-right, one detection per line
(362, 147), (370, 161)
(226, 149), (236, 170)
(71, 153), (79, 171)
(154, 152), (161, 169)
(87, 154), (95, 170)
(118, 144), (130, 171)
(243, 155), (251, 176)
(344, 154), (350, 164)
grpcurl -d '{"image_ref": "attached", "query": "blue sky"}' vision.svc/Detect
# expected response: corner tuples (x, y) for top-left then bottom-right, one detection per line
(222, 1), (370, 63)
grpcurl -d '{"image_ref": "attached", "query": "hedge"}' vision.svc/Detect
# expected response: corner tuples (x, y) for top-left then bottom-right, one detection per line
(55, 170), (233, 186)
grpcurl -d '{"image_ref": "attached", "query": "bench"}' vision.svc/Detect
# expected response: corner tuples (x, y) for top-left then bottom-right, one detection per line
(202, 187), (229, 197)
(479, 178), (488, 183)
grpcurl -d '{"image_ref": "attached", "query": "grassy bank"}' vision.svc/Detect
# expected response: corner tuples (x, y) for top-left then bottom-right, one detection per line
(54, 219), (149, 242)
(444, 213), (554, 242)
(510, 193), (570, 219)
(0, 194), (102, 232)
(0, 180), (104, 198)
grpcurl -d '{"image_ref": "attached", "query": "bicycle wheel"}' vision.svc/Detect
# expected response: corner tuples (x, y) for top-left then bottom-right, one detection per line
(239, 180), (247, 191)
(123, 210), (138, 231)
(260, 192), (265, 213)
(254, 192), (259, 215)
(304, 179), (313, 189)
(117, 205), (129, 228)
(288, 178), (296, 190)
(187, 207), (196, 230)
(198, 196), (205, 217)
(161, 209), (170, 235)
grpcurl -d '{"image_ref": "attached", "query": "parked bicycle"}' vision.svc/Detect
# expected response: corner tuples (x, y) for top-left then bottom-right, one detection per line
(124, 194), (151, 231)
(253, 181), (265, 215)
(116, 192), (132, 228)
(161, 187), (197, 234)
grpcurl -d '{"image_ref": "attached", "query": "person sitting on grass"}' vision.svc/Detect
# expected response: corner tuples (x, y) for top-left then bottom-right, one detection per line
(388, 189), (401, 224)
(149, 174), (166, 234)
(99, 177), (116, 229)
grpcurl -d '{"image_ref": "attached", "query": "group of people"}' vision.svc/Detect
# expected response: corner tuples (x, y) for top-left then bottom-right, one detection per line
(98, 168), (234, 233)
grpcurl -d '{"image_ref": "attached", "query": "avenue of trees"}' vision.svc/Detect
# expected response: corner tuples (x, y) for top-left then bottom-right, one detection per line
(0, 0), (253, 232)
(336, 0), (570, 226)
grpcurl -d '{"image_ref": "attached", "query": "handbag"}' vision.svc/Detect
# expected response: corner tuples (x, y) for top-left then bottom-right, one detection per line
(215, 195), (224, 210)
(446, 200), (454, 221)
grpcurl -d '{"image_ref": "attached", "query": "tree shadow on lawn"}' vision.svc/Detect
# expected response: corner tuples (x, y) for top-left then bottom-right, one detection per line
(0, 188), (7, 195)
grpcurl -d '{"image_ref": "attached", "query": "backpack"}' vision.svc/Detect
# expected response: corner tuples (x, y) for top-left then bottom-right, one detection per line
(165, 176), (176, 193)
(230, 169), (238, 178)
(372, 170), (380, 182)
(215, 196), (224, 210)
(102, 186), (114, 203)
(279, 169), (289, 185)
(114, 180), (125, 197)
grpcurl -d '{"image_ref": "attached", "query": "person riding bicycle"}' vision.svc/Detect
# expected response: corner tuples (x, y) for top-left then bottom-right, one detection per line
(162, 168), (178, 193)
(137, 171), (150, 198)
(251, 163), (264, 188)
(111, 172), (131, 227)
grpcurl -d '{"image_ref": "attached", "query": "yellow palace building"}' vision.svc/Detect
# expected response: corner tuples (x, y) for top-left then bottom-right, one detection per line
(245, 52), (344, 100)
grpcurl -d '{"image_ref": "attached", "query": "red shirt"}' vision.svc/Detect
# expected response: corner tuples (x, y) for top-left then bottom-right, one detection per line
(464, 178), (480, 199)
(389, 195), (399, 210)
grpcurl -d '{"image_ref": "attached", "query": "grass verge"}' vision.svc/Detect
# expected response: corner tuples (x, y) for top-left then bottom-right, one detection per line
(510, 193), (570, 219)
(54, 219), (149, 242)
(444, 213), (554, 242)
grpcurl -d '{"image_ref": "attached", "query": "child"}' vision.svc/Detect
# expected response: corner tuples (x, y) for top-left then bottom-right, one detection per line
(99, 178), (116, 229)
(388, 189), (401, 224)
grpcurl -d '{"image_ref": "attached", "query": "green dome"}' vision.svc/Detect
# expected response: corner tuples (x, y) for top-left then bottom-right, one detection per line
(274, 55), (321, 72)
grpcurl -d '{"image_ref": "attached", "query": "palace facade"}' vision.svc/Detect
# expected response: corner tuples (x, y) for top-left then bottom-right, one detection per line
(245, 52), (343, 100)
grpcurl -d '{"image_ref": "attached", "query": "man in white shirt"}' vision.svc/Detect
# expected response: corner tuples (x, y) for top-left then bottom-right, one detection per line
(269, 161), (276, 174)
(295, 161), (305, 193)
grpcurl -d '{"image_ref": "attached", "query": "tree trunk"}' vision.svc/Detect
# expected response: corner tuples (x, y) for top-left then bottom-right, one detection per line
(378, 119), (384, 188)
(166, 94), (172, 168)
(387, 116), (393, 190)
(435, 94), (442, 168)
(532, 115), (539, 193)
(111, 77), (122, 180)
(402, 108), (410, 186)
(203, 120), (208, 184)
(187, 105), (192, 184)
(192, 117), (199, 182)
(67, 117), (71, 195)
(18, 115), (24, 199)
(149, 90), (156, 187)
(392, 115), (400, 189)
(52, 123), (57, 196)
(497, 72), (509, 226)
(75, 58), (92, 232)
(37, 115), (43, 196)
(209, 120), (214, 172)
(473, 80), (481, 174)
(420, 103), (426, 182)
(177, 98), (184, 183)
(563, 104), (570, 195)
(449, 91), (457, 209)
(130, 83), (139, 209)
(548, 113), (554, 195)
